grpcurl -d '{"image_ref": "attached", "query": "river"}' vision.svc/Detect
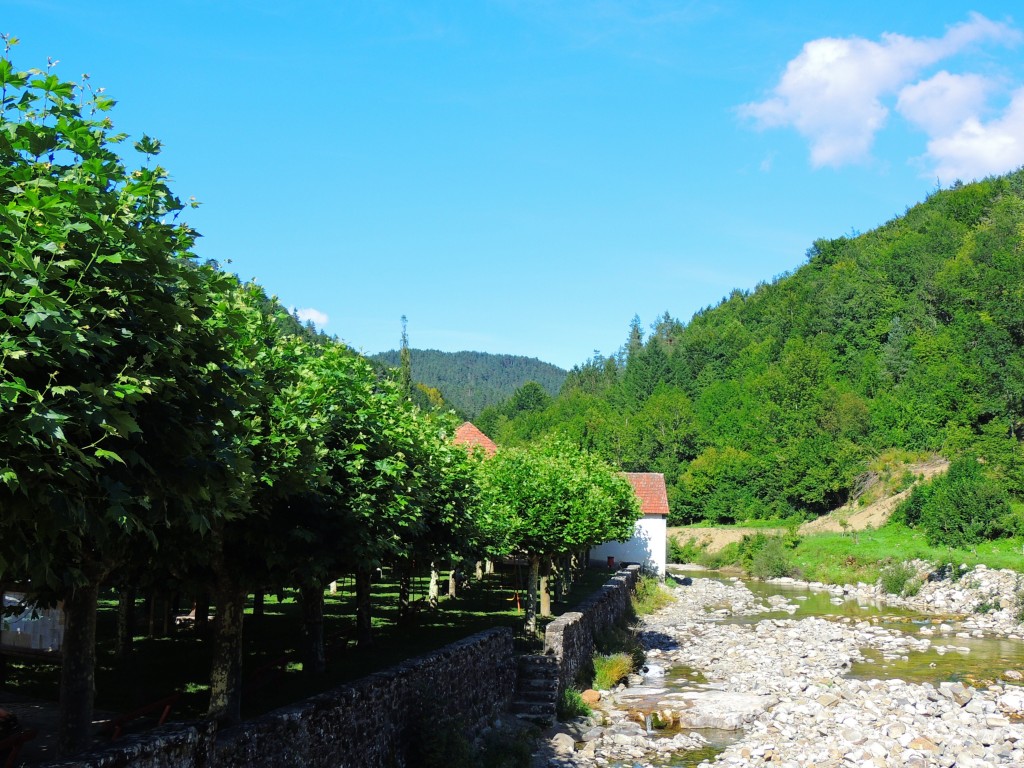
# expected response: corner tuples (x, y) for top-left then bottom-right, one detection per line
(543, 568), (1024, 768)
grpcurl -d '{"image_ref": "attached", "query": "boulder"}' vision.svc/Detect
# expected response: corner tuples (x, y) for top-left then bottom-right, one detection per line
(675, 691), (775, 730)
(550, 732), (576, 755)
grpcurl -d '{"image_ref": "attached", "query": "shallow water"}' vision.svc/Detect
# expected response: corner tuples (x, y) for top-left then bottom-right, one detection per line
(610, 571), (1024, 766)
(676, 569), (1024, 685)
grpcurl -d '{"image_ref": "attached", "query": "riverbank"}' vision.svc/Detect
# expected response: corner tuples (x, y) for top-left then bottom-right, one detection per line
(764, 561), (1024, 639)
(670, 521), (1024, 588)
(535, 574), (1024, 767)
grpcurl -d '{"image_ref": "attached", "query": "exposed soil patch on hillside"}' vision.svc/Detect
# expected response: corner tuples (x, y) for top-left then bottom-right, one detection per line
(670, 459), (950, 552)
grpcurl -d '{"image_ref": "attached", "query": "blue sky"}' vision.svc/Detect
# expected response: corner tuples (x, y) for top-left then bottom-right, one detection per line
(6, 2), (1024, 369)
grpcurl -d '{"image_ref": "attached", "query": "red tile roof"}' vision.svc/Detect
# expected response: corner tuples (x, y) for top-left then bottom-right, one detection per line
(453, 422), (498, 457)
(621, 472), (670, 516)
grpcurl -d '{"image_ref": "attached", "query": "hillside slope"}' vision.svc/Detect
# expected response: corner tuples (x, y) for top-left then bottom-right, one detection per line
(670, 458), (950, 552)
(372, 348), (566, 418)
(491, 171), (1024, 523)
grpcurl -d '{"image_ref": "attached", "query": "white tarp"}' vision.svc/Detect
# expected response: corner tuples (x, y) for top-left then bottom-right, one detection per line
(1, 591), (64, 653)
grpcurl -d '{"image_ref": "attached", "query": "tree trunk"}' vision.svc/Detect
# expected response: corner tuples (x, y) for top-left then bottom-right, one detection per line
(116, 585), (135, 657)
(207, 582), (246, 726)
(252, 590), (265, 618)
(428, 562), (440, 608)
(58, 581), (100, 756)
(161, 593), (173, 637)
(474, 560), (484, 581)
(298, 584), (326, 675)
(560, 555), (571, 600)
(539, 557), (552, 616)
(485, 559), (495, 575)
(447, 567), (457, 599)
(147, 591), (157, 638)
(397, 562), (412, 625)
(355, 567), (374, 648)
(195, 590), (210, 633)
(525, 554), (540, 634)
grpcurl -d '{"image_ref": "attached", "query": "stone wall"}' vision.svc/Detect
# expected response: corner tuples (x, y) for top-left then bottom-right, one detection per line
(47, 627), (515, 768)
(542, 565), (640, 695)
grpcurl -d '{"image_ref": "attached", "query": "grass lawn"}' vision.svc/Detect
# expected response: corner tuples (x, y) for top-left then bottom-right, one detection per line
(671, 521), (1023, 586)
(2, 565), (614, 724)
(790, 524), (1024, 585)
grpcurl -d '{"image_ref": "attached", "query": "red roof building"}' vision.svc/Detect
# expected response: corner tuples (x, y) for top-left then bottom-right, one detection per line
(620, 472), (670, 516)
(591, 471), (669, 575)
(453, 422), (498, 457)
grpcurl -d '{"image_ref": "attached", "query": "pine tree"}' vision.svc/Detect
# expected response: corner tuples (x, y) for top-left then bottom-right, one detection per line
(399, 315), (412, 398)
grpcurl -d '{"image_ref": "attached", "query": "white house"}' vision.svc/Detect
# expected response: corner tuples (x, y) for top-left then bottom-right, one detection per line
(591, 472), (669, 576)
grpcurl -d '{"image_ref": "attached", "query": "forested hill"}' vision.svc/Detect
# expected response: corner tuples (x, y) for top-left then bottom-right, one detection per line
(489, 170), (1024, 525)
(372, 349), (566, 418)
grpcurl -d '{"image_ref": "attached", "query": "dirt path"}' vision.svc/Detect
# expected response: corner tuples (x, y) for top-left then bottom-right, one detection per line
(670, 458), (950, 553)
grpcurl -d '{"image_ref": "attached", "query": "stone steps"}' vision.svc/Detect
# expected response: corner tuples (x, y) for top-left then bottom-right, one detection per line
(511, 654), (559, 727)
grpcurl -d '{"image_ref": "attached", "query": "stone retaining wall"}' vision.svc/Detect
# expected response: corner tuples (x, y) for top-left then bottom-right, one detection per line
(542, 565), (640, 695)
(47, 627), (515, 768)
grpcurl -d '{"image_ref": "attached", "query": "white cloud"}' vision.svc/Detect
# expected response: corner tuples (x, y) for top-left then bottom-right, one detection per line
(294, 307), (329, 327)
(924, 87), (1024, 182)
(739, 13), (1021, 168)
(896, 71), (994, 135)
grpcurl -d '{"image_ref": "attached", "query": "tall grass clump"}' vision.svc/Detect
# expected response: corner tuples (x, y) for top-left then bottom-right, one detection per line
(632, 574), (673, 615)
(592, 653), (633, 690)
(557, 689), (592, 721)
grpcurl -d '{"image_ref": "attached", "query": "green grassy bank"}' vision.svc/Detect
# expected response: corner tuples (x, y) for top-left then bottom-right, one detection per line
(671, 523), (1024, 586)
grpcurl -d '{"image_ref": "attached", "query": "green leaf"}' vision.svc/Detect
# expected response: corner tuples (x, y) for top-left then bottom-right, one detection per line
(94, 448), (126, 465)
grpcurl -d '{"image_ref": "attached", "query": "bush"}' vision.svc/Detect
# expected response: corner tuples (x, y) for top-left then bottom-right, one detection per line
(477, 724), (537, 768)
(593, 653), (633, 689)
(740, 534), (796, 579)
(880, 562), (916, 595)
(409, 710), (474, 768)
(895, 458), (1011, 548)
(703, 541), (741, 569)
(557, 689), (592, 720)
(668, 535), (707, 564)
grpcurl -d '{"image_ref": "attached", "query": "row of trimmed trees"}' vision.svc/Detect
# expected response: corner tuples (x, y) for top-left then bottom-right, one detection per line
(0, 44), (639, 756)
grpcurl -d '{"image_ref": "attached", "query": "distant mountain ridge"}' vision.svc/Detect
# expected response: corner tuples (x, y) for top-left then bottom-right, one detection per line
(372, 348), (567, 418)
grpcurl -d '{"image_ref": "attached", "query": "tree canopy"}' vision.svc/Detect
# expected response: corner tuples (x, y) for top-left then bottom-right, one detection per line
(0, 41), (631, 752)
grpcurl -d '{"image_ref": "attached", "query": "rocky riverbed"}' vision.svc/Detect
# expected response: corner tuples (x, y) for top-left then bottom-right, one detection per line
(535, 570), (1024, 768)
(787, 561), (1024, 639)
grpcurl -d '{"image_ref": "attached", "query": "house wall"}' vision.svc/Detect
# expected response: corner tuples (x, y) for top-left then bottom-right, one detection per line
(589, 515), (667, 576)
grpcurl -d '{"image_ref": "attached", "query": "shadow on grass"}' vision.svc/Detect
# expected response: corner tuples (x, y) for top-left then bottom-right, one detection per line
(2, 566), (616, 724)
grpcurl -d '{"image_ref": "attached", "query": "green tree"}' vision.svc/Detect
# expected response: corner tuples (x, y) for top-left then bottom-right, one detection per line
(0, 44), (242, 753)
(507, 380), (551, 415)
(477, 440), (638, 631)
(897, 457), (1012, 547)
